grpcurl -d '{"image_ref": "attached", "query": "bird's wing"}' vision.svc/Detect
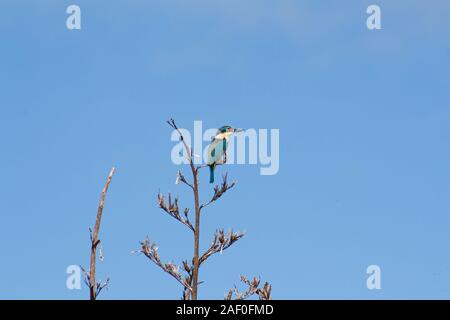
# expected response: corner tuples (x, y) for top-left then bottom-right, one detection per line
(206, 139), (226, 165)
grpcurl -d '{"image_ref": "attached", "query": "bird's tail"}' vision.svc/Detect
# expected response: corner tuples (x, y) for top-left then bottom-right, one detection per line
(209, 165), (215, 184)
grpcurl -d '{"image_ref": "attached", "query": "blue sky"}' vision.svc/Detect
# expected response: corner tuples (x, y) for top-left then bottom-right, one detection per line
(0, 0), (449, 299)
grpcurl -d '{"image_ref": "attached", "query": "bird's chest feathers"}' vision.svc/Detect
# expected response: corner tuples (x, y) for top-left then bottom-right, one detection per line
(215, 132), (232, 140)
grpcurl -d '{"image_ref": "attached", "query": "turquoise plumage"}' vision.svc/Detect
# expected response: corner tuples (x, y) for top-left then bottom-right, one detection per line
(206, 125), (241, 183)
(206, 138), (227, 183)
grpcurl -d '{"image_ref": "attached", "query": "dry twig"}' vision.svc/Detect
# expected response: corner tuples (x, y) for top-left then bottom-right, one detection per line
(157, 192), (194, 232)
(225, 275), (272, 301)
(200, 174), (236, 211)
(82, 167), (115, 300)
(167, 118), (201, 299)
(139, 238), (193, 295)
(199, 229), (244, 266)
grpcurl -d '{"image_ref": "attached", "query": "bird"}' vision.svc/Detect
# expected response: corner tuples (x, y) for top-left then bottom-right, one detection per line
(206, 125), (242, 183)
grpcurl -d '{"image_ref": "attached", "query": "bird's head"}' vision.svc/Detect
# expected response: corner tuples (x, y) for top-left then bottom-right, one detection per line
(216, 126), (243, 139)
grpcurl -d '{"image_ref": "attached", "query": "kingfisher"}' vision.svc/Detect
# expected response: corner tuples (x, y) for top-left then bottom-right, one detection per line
(206, 125), (242, 183)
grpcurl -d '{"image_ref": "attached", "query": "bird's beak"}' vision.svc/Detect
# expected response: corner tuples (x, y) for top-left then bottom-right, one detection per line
(234, 128), (244, 133)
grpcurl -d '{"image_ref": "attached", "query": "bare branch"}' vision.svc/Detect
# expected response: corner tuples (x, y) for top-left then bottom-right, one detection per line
(199, 229), (244, 266)
(157, 192), (195, 232)
(80, 266), (110, 299)
(139, 238), (193, 294)
(175, 170), (194, 190)
(200, 173), (236, 210)
(81, 167), (115, 300)
(225, 275), (272, 301)
(95, 278), (110, 297)
(167, 119), (195, 167)
(167, 119), (202, 299)
(181, 260), (194, 300)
